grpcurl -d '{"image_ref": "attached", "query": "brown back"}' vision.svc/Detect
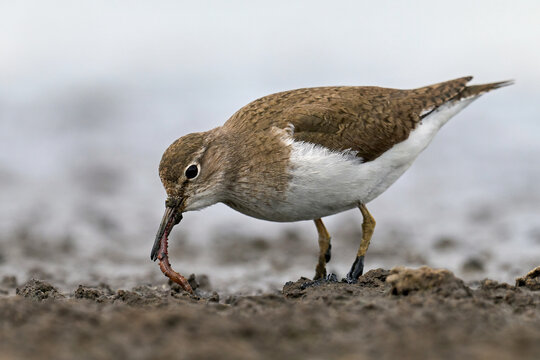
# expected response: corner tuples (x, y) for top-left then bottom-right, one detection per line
(224, 76), (508, 162)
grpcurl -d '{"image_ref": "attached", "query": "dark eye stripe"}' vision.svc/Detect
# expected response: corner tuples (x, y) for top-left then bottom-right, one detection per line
(185, 164), (198, 179)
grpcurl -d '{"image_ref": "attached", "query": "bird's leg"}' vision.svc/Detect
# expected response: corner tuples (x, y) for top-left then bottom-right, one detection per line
(345, 203), (376, 283)
(313, 218), (332, 280)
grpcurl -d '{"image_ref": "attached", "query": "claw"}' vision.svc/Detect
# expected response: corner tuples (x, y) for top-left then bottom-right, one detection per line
(344, 255), (364, 284)
(325, 273), (338, 282)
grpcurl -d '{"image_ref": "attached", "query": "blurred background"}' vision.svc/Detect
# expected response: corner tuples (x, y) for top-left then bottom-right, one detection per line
(1, 1), (539, 293)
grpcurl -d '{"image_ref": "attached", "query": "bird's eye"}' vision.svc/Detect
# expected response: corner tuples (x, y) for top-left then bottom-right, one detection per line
(185, 164), (199, 179)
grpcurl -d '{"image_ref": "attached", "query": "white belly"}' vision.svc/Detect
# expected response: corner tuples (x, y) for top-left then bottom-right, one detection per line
(267, 98), (476, 222)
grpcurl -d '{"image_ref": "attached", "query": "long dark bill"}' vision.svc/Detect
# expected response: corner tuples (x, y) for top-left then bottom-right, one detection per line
(150, 205), (183, 261)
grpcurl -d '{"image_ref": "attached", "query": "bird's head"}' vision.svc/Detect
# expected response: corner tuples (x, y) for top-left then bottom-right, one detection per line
(151, 129), (229, 261)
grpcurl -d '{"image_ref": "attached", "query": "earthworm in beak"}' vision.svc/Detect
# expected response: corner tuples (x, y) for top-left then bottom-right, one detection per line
(151, 200), (193, 293)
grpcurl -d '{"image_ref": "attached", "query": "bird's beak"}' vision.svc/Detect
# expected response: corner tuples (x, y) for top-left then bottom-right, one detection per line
(150, 198), (183, 261)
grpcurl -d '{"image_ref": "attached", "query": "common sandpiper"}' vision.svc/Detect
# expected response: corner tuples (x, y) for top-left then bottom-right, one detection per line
(151, 76), (512, 293)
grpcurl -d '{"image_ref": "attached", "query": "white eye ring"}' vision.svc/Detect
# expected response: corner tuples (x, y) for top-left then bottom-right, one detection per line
(184, 163), (200, 180)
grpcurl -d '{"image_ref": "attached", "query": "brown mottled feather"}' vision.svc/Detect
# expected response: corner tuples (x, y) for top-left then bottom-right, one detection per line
(224, 76), (510, 162)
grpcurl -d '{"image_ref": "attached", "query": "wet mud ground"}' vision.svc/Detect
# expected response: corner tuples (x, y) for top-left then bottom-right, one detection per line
(1, 267), (539, 360)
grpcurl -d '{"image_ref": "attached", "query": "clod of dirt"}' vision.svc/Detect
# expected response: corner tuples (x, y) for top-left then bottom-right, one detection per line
(74, 285), (108, 302)
(480, 278), (514, 291)
(386, 266), (471, 297)
(282, 277), (312, 298)
(515, 266), (540, 291)
(282, 269), (391, 300)
(16, 279), (63, 300)
(357, 268), (391, 287)
(1, 275), (17, 288)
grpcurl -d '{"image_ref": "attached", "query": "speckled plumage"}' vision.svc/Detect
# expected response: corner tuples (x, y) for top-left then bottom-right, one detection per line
(224, 76), (474, 161)
(159, 76), (511, 214)
(154, 76), (511, 286)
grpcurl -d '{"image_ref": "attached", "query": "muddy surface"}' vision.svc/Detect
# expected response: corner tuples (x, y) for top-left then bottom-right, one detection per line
(0, 266), (539, 360)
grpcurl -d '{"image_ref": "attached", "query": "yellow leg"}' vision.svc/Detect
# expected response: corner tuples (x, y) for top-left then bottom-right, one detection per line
(313, 218), (332, 280)
(357, 203), (376, 258)
(345, 203), (376, 282)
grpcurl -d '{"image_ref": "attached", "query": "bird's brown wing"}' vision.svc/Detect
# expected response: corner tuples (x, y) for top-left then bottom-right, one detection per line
(224, 76), (509, 162)
(284, 76), (473, 161)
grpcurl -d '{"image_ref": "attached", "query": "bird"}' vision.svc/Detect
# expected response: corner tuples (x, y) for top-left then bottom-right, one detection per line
(151, 76), (512, 293)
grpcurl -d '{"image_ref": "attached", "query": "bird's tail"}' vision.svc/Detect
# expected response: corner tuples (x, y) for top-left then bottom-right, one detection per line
(458, 79), (514, 100)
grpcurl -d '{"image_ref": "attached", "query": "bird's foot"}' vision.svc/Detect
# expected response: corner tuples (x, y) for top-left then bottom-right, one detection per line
(343, 256), (364, 284)
(301, 273), (339, 290)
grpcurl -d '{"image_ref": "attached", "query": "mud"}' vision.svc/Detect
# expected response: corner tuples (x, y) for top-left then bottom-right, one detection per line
(0, 267), (538, 360)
